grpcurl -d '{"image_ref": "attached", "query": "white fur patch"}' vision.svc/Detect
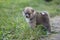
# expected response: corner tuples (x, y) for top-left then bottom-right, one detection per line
(41, 11), (48, 15)
(26, 18), (30, 22)
(42, 12), (45, 15)
(22, 12), (30, 23)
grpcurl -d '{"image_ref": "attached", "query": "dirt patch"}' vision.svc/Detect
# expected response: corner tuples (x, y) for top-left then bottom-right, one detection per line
(51, 16), (60, 32)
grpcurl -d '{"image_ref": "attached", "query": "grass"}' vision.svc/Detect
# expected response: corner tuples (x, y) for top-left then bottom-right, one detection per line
(0, 0), (60, 40)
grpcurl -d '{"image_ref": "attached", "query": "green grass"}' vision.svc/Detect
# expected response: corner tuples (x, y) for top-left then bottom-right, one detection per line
(0, 0), (60, 40)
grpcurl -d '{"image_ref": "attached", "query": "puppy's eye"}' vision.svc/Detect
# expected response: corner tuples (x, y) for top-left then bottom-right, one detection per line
(28, 13), (30, 15)
(25, 13), (30, 15)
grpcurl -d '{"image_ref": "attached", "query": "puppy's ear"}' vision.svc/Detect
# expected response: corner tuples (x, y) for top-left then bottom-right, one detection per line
(31, 9), (34, 13)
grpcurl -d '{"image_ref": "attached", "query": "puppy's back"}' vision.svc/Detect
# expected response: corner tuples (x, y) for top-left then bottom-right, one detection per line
(36, 11), (49, 25)
(36, 12), (43, 25)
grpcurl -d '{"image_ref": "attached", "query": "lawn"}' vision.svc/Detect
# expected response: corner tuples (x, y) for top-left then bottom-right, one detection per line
(0, 0), (60, 40)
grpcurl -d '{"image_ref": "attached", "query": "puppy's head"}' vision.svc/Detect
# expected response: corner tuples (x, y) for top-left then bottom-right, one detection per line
(23, 7), (34, 18)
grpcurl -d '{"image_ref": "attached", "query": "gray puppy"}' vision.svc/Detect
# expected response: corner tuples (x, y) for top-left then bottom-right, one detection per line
(23, 7), (51, 34)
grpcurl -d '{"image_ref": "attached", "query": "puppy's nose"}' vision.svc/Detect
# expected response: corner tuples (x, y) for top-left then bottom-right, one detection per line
(26, 16), (28, 18)
(26, 14), (29, 18)
(26, 16), (29, 18)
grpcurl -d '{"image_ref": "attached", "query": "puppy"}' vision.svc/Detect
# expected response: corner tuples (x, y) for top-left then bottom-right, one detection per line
(23, 7), (51, 33)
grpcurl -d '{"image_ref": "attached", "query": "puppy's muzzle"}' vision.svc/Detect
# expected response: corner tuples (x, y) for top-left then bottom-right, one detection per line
(25, 13), (30, 18)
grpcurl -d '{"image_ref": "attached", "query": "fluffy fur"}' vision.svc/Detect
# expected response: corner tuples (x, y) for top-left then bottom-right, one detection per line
(23, 7), (51, 33)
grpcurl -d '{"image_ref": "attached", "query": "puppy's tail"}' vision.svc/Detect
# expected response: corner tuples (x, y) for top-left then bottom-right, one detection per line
(40, 11), (48, 16)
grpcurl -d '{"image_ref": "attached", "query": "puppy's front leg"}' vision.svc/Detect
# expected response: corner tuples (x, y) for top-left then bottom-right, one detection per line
(29, 19), (36, 29)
